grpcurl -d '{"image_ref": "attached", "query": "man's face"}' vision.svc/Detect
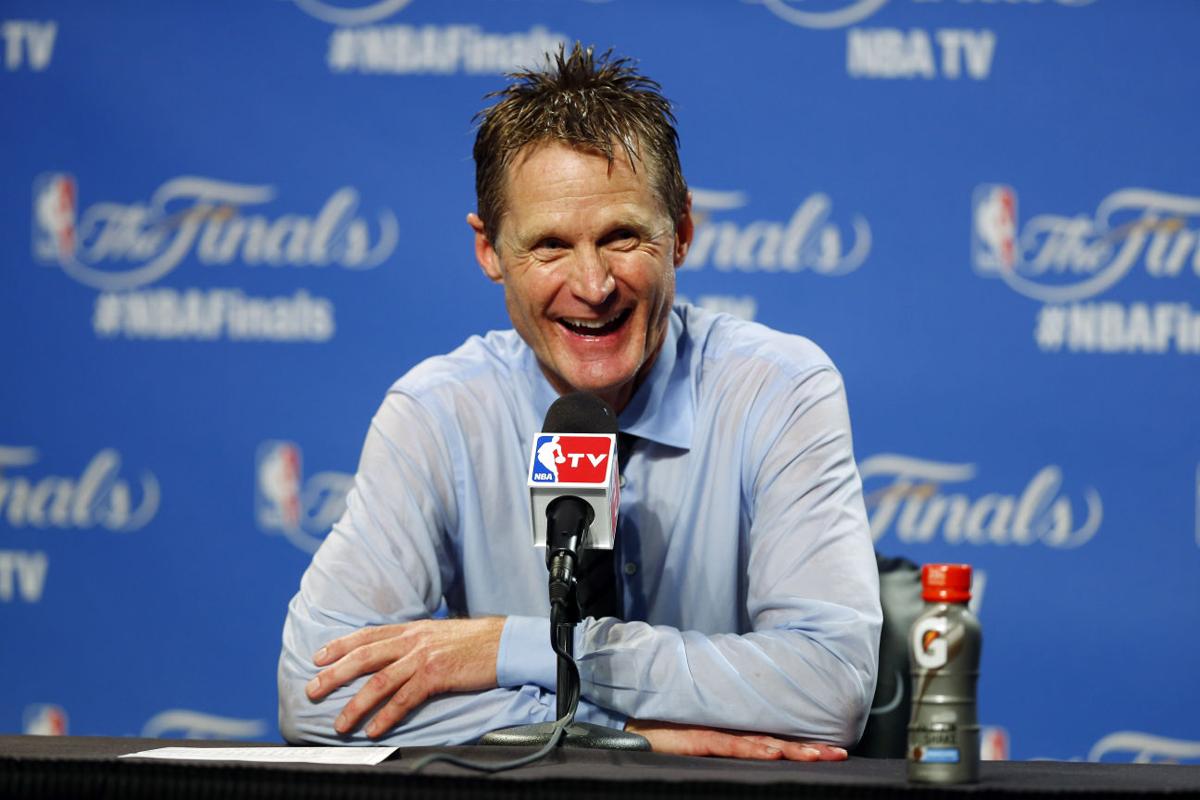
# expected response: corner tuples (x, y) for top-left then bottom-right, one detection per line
(469, 141), (692, 413)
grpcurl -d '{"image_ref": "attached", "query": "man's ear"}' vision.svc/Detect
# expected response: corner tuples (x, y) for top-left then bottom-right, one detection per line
(673, 193), (694, 268)
(467, 212), (503, 283)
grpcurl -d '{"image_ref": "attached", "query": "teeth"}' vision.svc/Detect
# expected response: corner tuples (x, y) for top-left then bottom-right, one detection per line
(562, 312), (622, 329)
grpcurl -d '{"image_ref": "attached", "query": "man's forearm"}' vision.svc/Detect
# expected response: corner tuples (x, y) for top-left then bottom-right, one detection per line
(279, 614), (619, 743)
(304, 617), (504, 737)
(498, 611), (877, 746)
(575, 614), (878, 746)
(281, 666), (549, 746)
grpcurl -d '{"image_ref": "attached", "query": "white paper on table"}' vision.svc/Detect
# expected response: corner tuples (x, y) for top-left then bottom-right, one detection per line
(118, 746), (399, 766)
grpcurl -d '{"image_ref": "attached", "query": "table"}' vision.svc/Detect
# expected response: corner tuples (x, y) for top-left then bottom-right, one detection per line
(3, 735), (1199, 799)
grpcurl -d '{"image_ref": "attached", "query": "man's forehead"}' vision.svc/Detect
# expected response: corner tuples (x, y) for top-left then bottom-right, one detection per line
(498, 140), (666, 228)
(512, 133), (645, 166)
(507, 138), (647, 184)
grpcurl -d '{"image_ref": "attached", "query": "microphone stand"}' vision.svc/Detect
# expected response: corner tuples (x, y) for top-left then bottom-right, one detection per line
(479, 500), (649, 750)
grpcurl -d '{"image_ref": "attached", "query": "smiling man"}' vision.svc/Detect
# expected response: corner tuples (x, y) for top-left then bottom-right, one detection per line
(470, 140), (686, 413)
(279, 45), (881, 760)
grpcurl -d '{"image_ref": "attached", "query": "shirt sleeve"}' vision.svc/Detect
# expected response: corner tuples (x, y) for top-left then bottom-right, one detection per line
(277, 391), (622, 745)
(566, 366), (882, 746)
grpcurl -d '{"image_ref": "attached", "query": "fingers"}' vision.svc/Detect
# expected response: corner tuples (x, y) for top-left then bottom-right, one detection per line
(331, 658), (421, 736)
(627, 719), (850, 762)
(303, 619), (505, 739)
(313, 624), (405, 667)
(631, 722), (783, 760)
(697, 734), (847, 761)
(362, 680), (426, 738)
(304, 625), (429, 737)
(305, 635), (406, 702)
(808, 743), (849, 761)
(744, 736), (848, 761)
(708, 731), (785, 760)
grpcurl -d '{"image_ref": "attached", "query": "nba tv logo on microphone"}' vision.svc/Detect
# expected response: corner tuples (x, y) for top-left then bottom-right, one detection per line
(530, 435), (612, 485)
(527, 433), (619, 550)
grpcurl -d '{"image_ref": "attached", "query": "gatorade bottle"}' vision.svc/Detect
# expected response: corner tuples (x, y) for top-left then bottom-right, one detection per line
(907, 563), (981, 784)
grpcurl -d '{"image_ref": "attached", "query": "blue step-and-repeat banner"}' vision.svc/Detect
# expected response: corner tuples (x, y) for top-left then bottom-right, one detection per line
(2, 0), (1198, 762)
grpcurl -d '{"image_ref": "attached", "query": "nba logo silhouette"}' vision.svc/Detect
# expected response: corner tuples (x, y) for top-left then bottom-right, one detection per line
(23, 704), (68, 736)
(972, 184), (1018, 274)
(256, 440), (302, 530)
(32, 173), (78, 263)
(980, 726), (1009, 760)
(531, 435), (565, 482)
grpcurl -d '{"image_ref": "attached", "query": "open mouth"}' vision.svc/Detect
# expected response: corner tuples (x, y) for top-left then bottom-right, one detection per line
(558, 308), (632, 337)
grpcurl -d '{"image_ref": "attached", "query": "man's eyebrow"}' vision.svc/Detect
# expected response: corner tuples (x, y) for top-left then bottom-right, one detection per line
(601, 221), (665, 243)
(599, 210), (672, 237)
(514, 218), (650, 244)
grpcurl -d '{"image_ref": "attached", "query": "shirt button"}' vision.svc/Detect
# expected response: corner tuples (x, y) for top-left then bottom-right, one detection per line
(623, 562), (638, 576)
(619, 474), (627, 488)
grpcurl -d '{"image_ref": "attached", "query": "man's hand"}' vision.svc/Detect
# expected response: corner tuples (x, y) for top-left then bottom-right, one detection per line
(305, 617), (505, 738)
(625, 719), (849, 761)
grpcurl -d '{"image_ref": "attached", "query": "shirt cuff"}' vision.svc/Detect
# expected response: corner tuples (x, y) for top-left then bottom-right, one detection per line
(497, 615), (556, 690)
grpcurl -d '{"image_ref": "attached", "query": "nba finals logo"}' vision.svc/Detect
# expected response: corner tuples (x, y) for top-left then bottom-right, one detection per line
(969, 183), (1200, 304)
(255, 440), (353, 554)
(30, 173), (398, 291)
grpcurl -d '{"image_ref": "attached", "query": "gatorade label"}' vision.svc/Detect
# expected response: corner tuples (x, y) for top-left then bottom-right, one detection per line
(915, 747), (961, 764)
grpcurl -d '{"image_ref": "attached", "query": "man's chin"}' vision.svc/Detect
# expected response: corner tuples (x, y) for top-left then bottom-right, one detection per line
(561, 368), (644, 412)
(538, 345), (657, 410)
(566, 377), (626, 400)
(540, 363), (614, 398)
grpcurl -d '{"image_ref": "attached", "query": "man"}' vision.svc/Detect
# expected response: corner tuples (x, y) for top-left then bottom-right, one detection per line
(279, 45), (881, 761)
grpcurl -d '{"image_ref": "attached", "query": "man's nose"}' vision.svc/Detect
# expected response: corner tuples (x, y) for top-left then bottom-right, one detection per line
(567, 248), (616, 304)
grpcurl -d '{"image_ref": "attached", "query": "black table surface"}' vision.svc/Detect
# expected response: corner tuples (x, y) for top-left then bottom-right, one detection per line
(3, 735), (1199, 800)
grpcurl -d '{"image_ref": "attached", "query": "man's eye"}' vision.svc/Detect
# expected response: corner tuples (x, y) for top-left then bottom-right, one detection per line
(534, 238), (567, 252)
(603, 229), (639, 247)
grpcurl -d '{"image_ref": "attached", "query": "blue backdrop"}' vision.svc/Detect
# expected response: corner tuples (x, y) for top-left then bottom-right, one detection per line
(3, 0), (1198, 763)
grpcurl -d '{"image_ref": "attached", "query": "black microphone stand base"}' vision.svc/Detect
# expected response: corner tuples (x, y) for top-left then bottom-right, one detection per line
(480, 722), (650, 751)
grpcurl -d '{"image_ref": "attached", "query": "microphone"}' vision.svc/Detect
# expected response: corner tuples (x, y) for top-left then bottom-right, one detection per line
(527, 393), (619, 607)
(478, 391), (648, 750)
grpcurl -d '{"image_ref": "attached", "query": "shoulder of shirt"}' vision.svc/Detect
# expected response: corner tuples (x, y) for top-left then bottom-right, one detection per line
(680, 303), (839, 383)
(384, 329), (528, 407)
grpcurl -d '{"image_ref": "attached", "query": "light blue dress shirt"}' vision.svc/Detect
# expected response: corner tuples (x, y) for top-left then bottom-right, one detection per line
(279, 304), (881, 746)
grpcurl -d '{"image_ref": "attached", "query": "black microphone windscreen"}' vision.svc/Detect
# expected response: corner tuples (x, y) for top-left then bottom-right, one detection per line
(542, 392), (618, 435)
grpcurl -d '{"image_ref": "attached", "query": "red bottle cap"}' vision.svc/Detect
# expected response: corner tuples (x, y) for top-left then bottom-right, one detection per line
(921, 563), (972, 603)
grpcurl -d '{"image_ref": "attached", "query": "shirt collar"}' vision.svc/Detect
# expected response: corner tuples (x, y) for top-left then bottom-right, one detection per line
(525, 307), (694, 451)
(617, 308), (693, 450)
